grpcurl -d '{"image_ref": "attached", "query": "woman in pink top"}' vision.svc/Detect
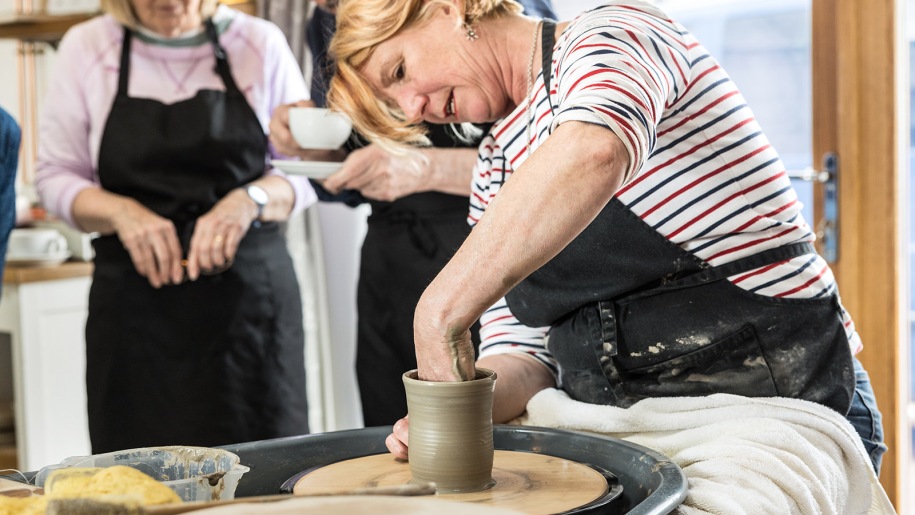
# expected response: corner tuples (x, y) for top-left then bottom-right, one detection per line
(36, 0), (314, 452)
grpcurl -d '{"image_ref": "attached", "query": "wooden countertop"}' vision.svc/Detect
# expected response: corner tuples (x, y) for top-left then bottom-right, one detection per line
(3, 261), (93, 284)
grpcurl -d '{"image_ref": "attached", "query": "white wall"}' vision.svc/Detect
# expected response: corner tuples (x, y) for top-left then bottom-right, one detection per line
(554, 1), (606, 19)
(314, 202), (367, 431)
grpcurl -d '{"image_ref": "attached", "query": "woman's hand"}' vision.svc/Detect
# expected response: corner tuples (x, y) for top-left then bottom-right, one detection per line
(414, 294), (476, 381)
(385, 415), (410, 460)
(112, 199), (184, 288)
(322, 144), (427, 201)
(412, 268), (479, 381)
(184, 189), (255, 281)
(269, 101), (346, 162)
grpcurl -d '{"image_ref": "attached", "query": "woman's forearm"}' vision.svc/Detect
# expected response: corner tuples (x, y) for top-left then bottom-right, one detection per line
(247, 175), (297, 222)
(477, 353), (556, 423)
(414, 122), (629, 380)
(420, 147), (478, 196)
(71, 187), (138, 234)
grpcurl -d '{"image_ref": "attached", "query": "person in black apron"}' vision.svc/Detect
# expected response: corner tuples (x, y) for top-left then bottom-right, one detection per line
(350, 127), (483, 427)
(271, 0), (554, 428)
(326, 1), (886, 474)
(82, 19), (308, 453)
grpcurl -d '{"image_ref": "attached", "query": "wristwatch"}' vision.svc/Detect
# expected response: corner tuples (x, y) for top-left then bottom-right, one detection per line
(245, 185), (268, 222)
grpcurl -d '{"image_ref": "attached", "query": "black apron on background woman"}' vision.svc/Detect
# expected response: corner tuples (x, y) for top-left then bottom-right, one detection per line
(357, 191), (479, 427)
(87, 21), (307, 453)
(355, 124), (483, 427)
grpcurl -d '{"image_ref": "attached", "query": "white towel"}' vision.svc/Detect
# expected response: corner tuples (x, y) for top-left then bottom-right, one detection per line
(518, 390), (895, 514)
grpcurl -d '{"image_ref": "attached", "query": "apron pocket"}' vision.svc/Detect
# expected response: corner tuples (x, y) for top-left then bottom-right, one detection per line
(618, 324), (779, 400)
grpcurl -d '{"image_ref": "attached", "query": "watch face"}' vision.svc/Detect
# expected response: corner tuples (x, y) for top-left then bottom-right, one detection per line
(247, 185), (268, 206)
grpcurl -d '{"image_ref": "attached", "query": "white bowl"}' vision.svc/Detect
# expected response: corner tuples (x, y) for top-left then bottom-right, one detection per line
(289, 107), (353, 149)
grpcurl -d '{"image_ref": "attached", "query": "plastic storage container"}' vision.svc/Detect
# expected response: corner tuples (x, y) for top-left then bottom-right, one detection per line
(34, 446), (249, 502)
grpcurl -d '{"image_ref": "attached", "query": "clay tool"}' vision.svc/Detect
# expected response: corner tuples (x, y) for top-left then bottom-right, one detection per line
(0, 476), (43, 497)
(45, 481), (437, 515)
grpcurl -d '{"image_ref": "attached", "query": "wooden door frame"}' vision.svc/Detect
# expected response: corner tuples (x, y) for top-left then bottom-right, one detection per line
(812, 0), (903, 505)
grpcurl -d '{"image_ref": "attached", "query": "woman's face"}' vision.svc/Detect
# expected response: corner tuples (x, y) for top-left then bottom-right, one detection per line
(360, 5), (515, 125)
(130, 0), (202, 37)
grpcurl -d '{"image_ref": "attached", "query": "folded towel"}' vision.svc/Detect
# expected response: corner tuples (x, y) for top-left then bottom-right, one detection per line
(518, 390), (895, 514)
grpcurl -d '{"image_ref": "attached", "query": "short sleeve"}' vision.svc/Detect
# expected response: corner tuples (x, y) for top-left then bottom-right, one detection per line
(551, 5), (691, 183)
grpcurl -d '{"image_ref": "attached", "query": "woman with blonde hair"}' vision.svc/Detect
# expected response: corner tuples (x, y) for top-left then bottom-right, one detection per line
(328, 0), (886, 476)
(37, 0), (314, 451)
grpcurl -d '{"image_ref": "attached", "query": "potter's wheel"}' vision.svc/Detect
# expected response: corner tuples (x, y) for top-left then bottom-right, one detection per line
(285, 450), (622, 514)
(192, 495), (527, 514)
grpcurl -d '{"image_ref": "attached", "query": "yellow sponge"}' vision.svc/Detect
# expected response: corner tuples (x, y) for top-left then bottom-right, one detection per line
(45, 466), (181, 505)
(0, 496), (49, 515)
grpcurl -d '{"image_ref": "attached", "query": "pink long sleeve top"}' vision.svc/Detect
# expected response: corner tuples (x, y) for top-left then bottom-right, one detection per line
(35, 6), (316, 228)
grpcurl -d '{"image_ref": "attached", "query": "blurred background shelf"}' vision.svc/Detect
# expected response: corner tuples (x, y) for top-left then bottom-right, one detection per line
(0, 12), (95, 41)
(0, 0), (254, 41)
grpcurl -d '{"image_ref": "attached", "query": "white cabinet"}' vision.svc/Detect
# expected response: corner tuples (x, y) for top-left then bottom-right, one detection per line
(0, 263), (92, 471)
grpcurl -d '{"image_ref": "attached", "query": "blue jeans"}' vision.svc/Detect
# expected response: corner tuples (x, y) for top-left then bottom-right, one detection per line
(845, 357), (887, 475)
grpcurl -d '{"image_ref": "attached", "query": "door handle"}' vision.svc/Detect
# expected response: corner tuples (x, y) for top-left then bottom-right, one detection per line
(786, 152), (838, 263)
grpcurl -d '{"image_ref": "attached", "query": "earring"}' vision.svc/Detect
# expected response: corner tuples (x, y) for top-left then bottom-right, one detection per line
(463, 22), (478, 41)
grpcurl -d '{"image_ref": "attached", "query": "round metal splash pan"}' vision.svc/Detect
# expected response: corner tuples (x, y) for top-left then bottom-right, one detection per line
(221, 425), (687, 515)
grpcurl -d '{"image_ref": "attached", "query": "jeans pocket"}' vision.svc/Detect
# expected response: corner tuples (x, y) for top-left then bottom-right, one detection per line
(619, 324), (779, 400)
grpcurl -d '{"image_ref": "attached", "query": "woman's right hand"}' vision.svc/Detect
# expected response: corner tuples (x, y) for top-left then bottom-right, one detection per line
(113, 198), (184, 288)
(385, 415), (410, 460)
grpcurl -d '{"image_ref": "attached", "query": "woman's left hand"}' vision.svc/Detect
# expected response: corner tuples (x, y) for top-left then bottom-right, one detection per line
(385, 415), (410, 460)
(185, 189), (255, 280)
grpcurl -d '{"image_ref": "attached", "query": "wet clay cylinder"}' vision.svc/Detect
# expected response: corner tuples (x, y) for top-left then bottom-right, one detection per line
(402, 368), (496, 493)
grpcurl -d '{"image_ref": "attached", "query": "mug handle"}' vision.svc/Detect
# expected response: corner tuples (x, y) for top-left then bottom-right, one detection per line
(47, 235), (66, 254)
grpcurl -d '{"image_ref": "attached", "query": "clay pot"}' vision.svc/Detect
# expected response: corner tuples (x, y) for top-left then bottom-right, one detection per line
(402, 368), (497, 493)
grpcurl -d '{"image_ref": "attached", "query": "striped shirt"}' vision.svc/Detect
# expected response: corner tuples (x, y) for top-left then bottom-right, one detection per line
(473, 1), (861, 375)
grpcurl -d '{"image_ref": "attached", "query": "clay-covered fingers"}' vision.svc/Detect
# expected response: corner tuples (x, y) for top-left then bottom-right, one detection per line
(414, 321), (476, 381)
(269, 100), (315, 157)
(386, 416), (409, 460)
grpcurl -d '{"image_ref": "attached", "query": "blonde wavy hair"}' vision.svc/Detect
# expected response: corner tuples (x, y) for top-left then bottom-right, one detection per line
(327, 0), (522, 150)
(102, 0), (219, 30)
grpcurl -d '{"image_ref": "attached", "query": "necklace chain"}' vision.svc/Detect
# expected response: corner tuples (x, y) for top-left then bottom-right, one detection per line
(526, 19), (543, 158)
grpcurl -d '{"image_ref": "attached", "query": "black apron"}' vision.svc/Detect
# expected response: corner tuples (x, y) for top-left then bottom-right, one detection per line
(505, 21), (855, 414)
(356, 192), (477, 427)
(355, 124), (482, 427)
(86, 21), (308, 453)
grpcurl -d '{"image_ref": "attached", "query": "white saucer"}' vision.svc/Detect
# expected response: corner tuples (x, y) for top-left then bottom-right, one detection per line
(6, 250), (72, 267)
(272, 160), (343, 179)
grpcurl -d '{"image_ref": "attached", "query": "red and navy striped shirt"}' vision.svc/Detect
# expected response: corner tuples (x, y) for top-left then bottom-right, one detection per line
(473, 1), (861, 375)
